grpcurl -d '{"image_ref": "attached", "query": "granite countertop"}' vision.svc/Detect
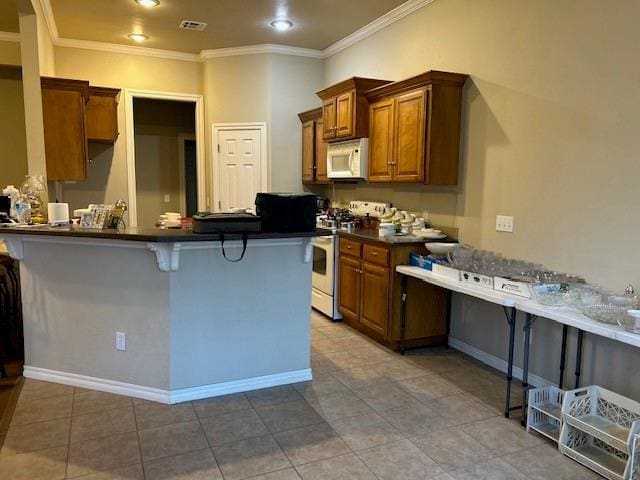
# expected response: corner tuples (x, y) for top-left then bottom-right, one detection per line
(338, 229), (457, 246)
(0, 225), (332, 243)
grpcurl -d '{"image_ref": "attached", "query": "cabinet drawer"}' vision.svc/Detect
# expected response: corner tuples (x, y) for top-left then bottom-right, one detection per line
(339, 238), (362, 258)
(363, 244), (390, 267)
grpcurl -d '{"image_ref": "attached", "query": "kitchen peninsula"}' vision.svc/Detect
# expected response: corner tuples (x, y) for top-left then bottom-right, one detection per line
(0, 226), (327, 403)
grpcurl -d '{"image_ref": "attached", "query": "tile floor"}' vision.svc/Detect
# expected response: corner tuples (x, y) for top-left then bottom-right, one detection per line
(0, 310), (600, 479)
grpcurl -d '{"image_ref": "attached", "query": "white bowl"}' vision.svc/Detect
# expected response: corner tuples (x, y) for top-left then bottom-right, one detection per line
(424, 242), (456, 256)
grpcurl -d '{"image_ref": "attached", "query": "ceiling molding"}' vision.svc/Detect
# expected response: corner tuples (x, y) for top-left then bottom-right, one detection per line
(200, 44), (323, 60)
(27, 0), (433, 62)
(0, 31), (20, 43)
(322, 0), (435, 57)
(38, 0), (60, 41)
(55, 37), (201, 62)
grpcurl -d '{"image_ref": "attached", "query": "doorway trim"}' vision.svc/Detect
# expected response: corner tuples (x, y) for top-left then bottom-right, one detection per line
(211, 122), (268, 213)
(178, 133), (197, 216)
(124, 89), (205, 227)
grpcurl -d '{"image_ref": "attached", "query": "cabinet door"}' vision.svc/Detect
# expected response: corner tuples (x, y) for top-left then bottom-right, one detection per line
(301, 120), (315, 183)
(338, 255), (362, 323)
(86, 88), (119, 143)
(368, 98), (395, 182)
(360, 262), (390, 336)
(42, 83), (88, 182)
(336, 91), (354, 138)
(315, 119), (329, 182)
(394, 89), (426, 182)
(322, 98), (337, 140)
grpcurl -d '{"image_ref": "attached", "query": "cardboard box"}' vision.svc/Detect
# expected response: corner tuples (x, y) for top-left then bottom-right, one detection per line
(432, 263), (460, 281)
(460, 270), (494, 289)
(409, 252), (435, 271)
(493, 276), (533, 298)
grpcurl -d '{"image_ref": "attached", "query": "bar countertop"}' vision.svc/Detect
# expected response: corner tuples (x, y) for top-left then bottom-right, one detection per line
(0, 224), (332, 243)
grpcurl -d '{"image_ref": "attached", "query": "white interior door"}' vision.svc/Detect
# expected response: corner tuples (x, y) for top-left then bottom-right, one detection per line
(216, 128), (263, 212)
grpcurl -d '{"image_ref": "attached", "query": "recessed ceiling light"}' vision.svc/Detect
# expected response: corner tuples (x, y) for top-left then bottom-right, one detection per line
(128, 33), (149, 42)
(270, 19), (293, 31)
(135, 0), (159, 7)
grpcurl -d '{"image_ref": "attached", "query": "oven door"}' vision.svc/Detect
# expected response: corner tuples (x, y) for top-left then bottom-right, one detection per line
(311, 236), (335, 296)
(327, 148), (354, 179)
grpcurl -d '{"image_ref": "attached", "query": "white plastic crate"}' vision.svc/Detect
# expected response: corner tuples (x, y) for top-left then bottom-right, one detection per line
(527, 386), (565, 442)
(631, 434), (640, 480)
(559, 424), (629, 480)
(562, 386), (640, 453)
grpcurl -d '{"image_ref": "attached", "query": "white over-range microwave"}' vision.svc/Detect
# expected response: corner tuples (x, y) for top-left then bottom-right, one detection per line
(327, 138), (368, 180)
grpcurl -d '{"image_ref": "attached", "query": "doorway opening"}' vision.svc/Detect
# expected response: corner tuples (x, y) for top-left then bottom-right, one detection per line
(124, 90), (205, 227)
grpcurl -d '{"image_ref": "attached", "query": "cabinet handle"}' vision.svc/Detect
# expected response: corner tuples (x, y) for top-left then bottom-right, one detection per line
(370, 252), (378, 256)
(387, 162), (397, 165)
(346, 245), (351, 249)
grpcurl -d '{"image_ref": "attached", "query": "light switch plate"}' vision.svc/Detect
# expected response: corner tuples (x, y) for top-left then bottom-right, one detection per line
(116, 332), (126, 351)
(164, 194), (170, 203)
(496, 215), (514, 233)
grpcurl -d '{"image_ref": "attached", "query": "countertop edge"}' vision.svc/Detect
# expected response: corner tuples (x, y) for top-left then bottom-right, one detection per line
(0, 226), (332, 243)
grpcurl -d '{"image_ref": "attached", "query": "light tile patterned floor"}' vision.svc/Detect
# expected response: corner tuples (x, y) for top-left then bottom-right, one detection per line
(0, 310), (600, 479)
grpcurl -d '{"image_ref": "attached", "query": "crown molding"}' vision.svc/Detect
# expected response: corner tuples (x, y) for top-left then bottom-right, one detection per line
(55, 37), (201, 62)
(0, 31), (20, 43)
(322, 0), (434, 57)
(38, 0), (59, 41)
(200, 44), (323, 60)
(27, 0), (433, 62)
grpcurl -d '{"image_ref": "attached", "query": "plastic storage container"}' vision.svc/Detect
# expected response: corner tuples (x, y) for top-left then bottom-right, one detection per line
(560, 424), (630, 480)
(527, 386), (564, 442)
(562, 386), (640, 452)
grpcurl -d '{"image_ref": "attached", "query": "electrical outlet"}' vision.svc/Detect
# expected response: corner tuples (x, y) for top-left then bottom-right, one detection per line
(496, 215), (514, 233)
(164, 194), (170, 203)
(115, 331), (126, 351)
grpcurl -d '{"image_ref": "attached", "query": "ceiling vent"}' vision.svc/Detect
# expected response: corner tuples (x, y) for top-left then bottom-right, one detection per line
(179, 20), (208, 31)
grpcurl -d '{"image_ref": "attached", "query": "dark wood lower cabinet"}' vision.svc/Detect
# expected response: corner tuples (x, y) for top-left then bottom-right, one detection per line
(338, 234), (448, 351)
(360, 262), (390, 336)
(338, 255), (362, 324)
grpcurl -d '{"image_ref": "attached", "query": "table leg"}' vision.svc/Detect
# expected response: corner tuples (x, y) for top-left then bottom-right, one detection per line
(445, 290), (452, 348)
(575, 329), (584, 388)
(400, 274), (408, 355)
(504, 306), (517, 418)
(521, 313), (536, 426)
(559, 324), (568, 389)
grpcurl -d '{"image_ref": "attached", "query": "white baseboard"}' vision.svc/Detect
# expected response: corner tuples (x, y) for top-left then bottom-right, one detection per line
(448, 337), (555, 388)
(23, 366), (312, 404)
(169, 369), (312, 404)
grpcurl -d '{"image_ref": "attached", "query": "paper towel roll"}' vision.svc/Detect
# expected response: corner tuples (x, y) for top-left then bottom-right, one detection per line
(48, 203), (70, 226)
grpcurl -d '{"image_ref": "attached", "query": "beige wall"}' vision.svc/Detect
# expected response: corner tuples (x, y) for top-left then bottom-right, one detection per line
(0, 40), (21, 65)
(54, 47), (204, 213)
(324, 0), (640, 397)
(204, 53), (324, 206)
(325, 0), (640, 291)
(0, 75), (28, 188)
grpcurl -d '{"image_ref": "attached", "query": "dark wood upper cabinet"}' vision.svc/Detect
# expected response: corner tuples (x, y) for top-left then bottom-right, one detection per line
(322, 98), (337, 140)
(41, 77), (90, 182)
(316, 77), (391, 143)
(298, 107), (329, 185)
(86, 86), (120, 143)
(41, 77), (121, 182)
(394, 89), (427, 182)
(314, 118), (328, 182)
(368, 98), (395, 182)
(366, 70), (467, 185)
